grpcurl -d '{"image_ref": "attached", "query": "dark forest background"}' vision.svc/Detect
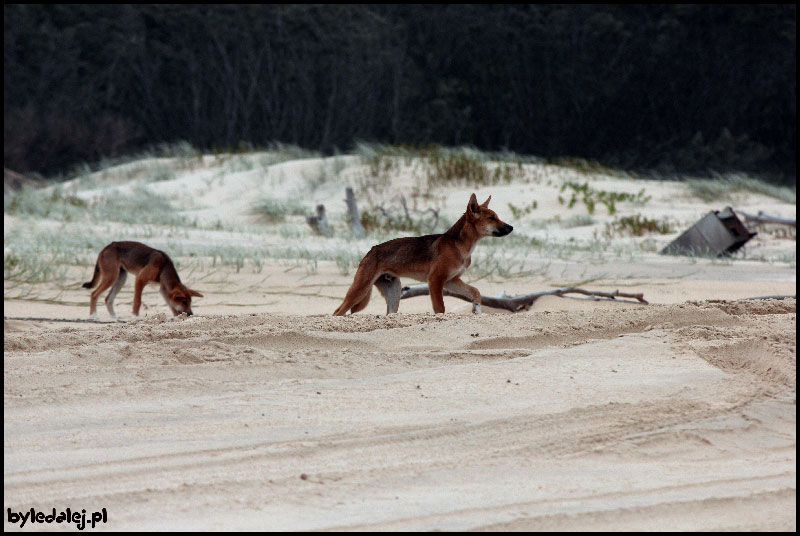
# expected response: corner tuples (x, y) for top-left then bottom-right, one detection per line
(4, 4), (796, 184)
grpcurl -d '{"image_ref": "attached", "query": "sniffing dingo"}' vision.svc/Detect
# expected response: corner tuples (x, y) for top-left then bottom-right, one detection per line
(334, 193), (513, 315)
(83, 241), (202, 319)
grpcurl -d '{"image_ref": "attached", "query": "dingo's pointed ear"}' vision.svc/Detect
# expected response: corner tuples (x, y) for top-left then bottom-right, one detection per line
(481, 195), (492, 208)
(187, 288), (203, 298)
(468, 193), (480, 214)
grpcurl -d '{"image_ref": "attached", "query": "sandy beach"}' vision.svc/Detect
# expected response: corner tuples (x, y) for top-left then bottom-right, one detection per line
(4, 151), (796, 530)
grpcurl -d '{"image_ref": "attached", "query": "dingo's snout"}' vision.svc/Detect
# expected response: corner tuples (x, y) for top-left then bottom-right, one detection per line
(493, 223), (513, 237)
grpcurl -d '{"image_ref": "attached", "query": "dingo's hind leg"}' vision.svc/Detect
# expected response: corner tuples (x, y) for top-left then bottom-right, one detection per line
(104, 268), (127, 320)
(374, 274), (402, 314)
(90, 267), (120, 319)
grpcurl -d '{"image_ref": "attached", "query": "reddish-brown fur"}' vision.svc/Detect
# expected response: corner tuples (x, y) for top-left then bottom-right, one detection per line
(82, 241), (202, 319)
(334, 194), (513, 315)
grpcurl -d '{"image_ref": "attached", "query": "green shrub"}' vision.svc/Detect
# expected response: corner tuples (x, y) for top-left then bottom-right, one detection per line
(360, 203), (440, 235)
(605, 214), (673, 237)
(507, 200), (538, 219)
(251, 198), (306, 223)
(558, 181), (650, 215)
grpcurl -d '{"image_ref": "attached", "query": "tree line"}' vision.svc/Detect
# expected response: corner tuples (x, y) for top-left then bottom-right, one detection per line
(4, 4), (796, 183)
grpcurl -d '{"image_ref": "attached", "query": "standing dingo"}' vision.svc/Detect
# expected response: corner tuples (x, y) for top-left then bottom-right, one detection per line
(334, 193), (513, 315)
(83, 241), (202, 319)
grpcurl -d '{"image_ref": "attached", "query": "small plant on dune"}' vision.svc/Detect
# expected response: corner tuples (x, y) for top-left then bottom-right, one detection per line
(558, 181), (650, 215)
(251, 198), (306, 224)
(424, 147), (525, 187)
(360, 196), (441, 236)
(604, 214), (673, 237)
(426, 149), (489, 185)
(507, 200), (538, 219)
(354, 142), (528, 190)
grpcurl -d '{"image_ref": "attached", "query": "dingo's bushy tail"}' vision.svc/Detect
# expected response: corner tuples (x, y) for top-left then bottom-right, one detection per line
(333, 254), (379, 316)
(82, 262), (100, 289)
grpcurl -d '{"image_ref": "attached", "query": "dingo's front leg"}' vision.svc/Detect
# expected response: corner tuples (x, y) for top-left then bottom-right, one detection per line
(90, 271), (118, 319)
(445, 277), (482, 313)
(132, 278), (147, 316)
(105, 268), (127, 320)
(428, 275), (447, 314)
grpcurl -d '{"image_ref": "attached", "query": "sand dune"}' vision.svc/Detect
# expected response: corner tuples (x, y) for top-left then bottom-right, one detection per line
(4, 151), (796, 530)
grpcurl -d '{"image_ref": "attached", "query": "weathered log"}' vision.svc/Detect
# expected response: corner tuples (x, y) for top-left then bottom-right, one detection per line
(397, 283), (648, 312)
(737, 210), (796, 228)
(739, 294), (796, 301)
(345, 187), (366, 238)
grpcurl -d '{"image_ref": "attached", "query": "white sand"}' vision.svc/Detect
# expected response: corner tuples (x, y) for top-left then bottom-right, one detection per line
(4, 153), (796, 530)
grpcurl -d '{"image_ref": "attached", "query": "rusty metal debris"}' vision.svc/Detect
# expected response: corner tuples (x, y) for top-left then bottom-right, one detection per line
(661, 206), (756, 257)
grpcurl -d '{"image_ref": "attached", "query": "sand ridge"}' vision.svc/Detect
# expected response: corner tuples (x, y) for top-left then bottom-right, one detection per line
(3, 299), (795, 531)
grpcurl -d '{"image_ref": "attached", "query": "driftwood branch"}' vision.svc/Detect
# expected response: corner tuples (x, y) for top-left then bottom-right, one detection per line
(306, 204), (331, 236)
(738, 210), (796, 228)
(738, 294), (796, 301)
(399, 283), (648, 312)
